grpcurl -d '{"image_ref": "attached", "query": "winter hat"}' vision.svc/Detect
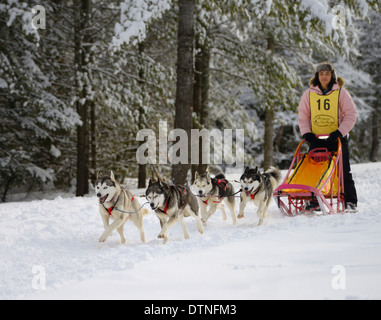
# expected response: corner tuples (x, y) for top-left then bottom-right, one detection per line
(315, 61), (335, 73)
(309, 61), (339, 87)
(315, 61), (337, 81)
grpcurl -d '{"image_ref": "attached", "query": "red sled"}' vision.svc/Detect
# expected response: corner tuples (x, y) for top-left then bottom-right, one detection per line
(273, 138), (345, 216)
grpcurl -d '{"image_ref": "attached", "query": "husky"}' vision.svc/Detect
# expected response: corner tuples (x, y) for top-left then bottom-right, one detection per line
(95, 171), (148, 244)
(193, 167), (237, 225)
(145, 179), (204, 244)
(238, 166), (281, 226)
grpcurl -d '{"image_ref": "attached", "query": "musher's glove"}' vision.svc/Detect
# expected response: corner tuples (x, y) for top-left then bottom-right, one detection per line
(325, 130), (343, 151)
(303, 133), (318, 144)
(326, 130), (343, 142)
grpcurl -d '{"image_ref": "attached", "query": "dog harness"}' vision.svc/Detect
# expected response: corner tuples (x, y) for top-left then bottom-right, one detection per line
(104, 194), (135, 216)
(157, 197), (170, 214)
(157, 187), (187, 215)
(201, 178), (229, 204)
(202, 196), (223, 205)
(250, 188), (259, 200)
(212, 178), (228, 191)
(309, 89), (340, 135)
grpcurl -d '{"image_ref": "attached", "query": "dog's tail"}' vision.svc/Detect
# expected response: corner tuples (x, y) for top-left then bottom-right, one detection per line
(266, 166), (282, 188)
(131, 196), (151, 216)
(207, 166), (225, 178)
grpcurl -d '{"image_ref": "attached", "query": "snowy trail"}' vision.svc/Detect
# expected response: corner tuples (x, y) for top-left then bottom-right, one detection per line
(1, 162), (381, 300)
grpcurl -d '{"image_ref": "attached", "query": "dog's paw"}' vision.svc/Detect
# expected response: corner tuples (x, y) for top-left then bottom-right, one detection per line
(158, 233), (165, 239)
(237, 213), (245, 219)
(98, 235), (107, 243)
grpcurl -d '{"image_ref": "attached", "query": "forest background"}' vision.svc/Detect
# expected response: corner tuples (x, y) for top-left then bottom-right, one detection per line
(0, 0), (380, 201)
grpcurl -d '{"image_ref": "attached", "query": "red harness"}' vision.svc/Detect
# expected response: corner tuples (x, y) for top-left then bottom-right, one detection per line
(161, 197), (170, 214)
(202, 178), (228, 205)
(215, 178), (228, 191)
(105, 195), (135, 216)
(202, 196), (223, 205)
(158, 188), (186, 215)
(250, 189), (259, 200)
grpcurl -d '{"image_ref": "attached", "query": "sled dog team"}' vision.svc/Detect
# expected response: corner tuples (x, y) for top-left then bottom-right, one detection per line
(95, 166), (281, 244)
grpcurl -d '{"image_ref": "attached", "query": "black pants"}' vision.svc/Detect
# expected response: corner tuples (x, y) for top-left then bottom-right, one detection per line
(309, 136), (357, 206)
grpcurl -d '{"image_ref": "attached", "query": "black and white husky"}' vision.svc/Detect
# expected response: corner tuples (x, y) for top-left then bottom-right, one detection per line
(238, 166), (281, 226)
(192, 167), (237, 225)
(95, 171), (148, 244)
(145, 179), (204, 244)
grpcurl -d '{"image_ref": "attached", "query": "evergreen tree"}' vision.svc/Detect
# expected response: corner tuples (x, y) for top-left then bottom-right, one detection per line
(355, 9), (381, 162)
(0, 1), (80, 201)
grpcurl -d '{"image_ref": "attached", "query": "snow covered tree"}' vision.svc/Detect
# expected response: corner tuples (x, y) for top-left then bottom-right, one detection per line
(355, 9), (381, 162)
(0, 1), (80, 201)
(73, 0), (93, 196)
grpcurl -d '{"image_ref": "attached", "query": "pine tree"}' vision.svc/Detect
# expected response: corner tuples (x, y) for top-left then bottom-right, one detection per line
(0, 1), (80, 201)
(356, 9), (381, 162)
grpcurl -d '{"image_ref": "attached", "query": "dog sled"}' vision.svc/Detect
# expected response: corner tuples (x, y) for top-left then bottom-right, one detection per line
(273, 137), (345, 216)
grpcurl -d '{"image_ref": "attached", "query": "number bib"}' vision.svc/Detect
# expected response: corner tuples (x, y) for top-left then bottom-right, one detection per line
(309, 89), (340, 135)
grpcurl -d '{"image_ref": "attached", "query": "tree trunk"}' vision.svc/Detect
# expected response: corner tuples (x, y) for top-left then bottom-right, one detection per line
(369, 105), (379, 162)
(172, 0), (194, 185)
(90, 100), (96, 184)
(263, 105), (274, 171)
(263, 35), (275, 171)
(75, 0), (91, 196)
(137, 42), (147, 188)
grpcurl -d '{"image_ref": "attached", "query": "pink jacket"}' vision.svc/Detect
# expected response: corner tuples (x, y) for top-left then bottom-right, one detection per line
(298, 77), (357, 137)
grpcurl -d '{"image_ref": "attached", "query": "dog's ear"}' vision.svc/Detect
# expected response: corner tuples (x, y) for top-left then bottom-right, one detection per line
(254, 166), (258, 173)
(110, 170), (115, 181)
(148, 178), (152, 186)
(244, 167), (250, 173)
(194, 171), (199, 179)
(97, 171), (103, 179)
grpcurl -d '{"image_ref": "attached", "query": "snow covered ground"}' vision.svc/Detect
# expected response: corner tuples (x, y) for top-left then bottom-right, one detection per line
(1, 162), (381, 300)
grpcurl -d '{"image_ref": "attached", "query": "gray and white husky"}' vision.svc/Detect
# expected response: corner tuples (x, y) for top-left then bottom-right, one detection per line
(193, 167), (237, 225)
(95, 171), (148, 244)
(238, 166), (281, 226)
(145, 179), (204, 244)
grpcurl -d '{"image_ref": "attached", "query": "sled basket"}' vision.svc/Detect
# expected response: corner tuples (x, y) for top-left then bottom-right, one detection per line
(273, 139), (345, 216)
